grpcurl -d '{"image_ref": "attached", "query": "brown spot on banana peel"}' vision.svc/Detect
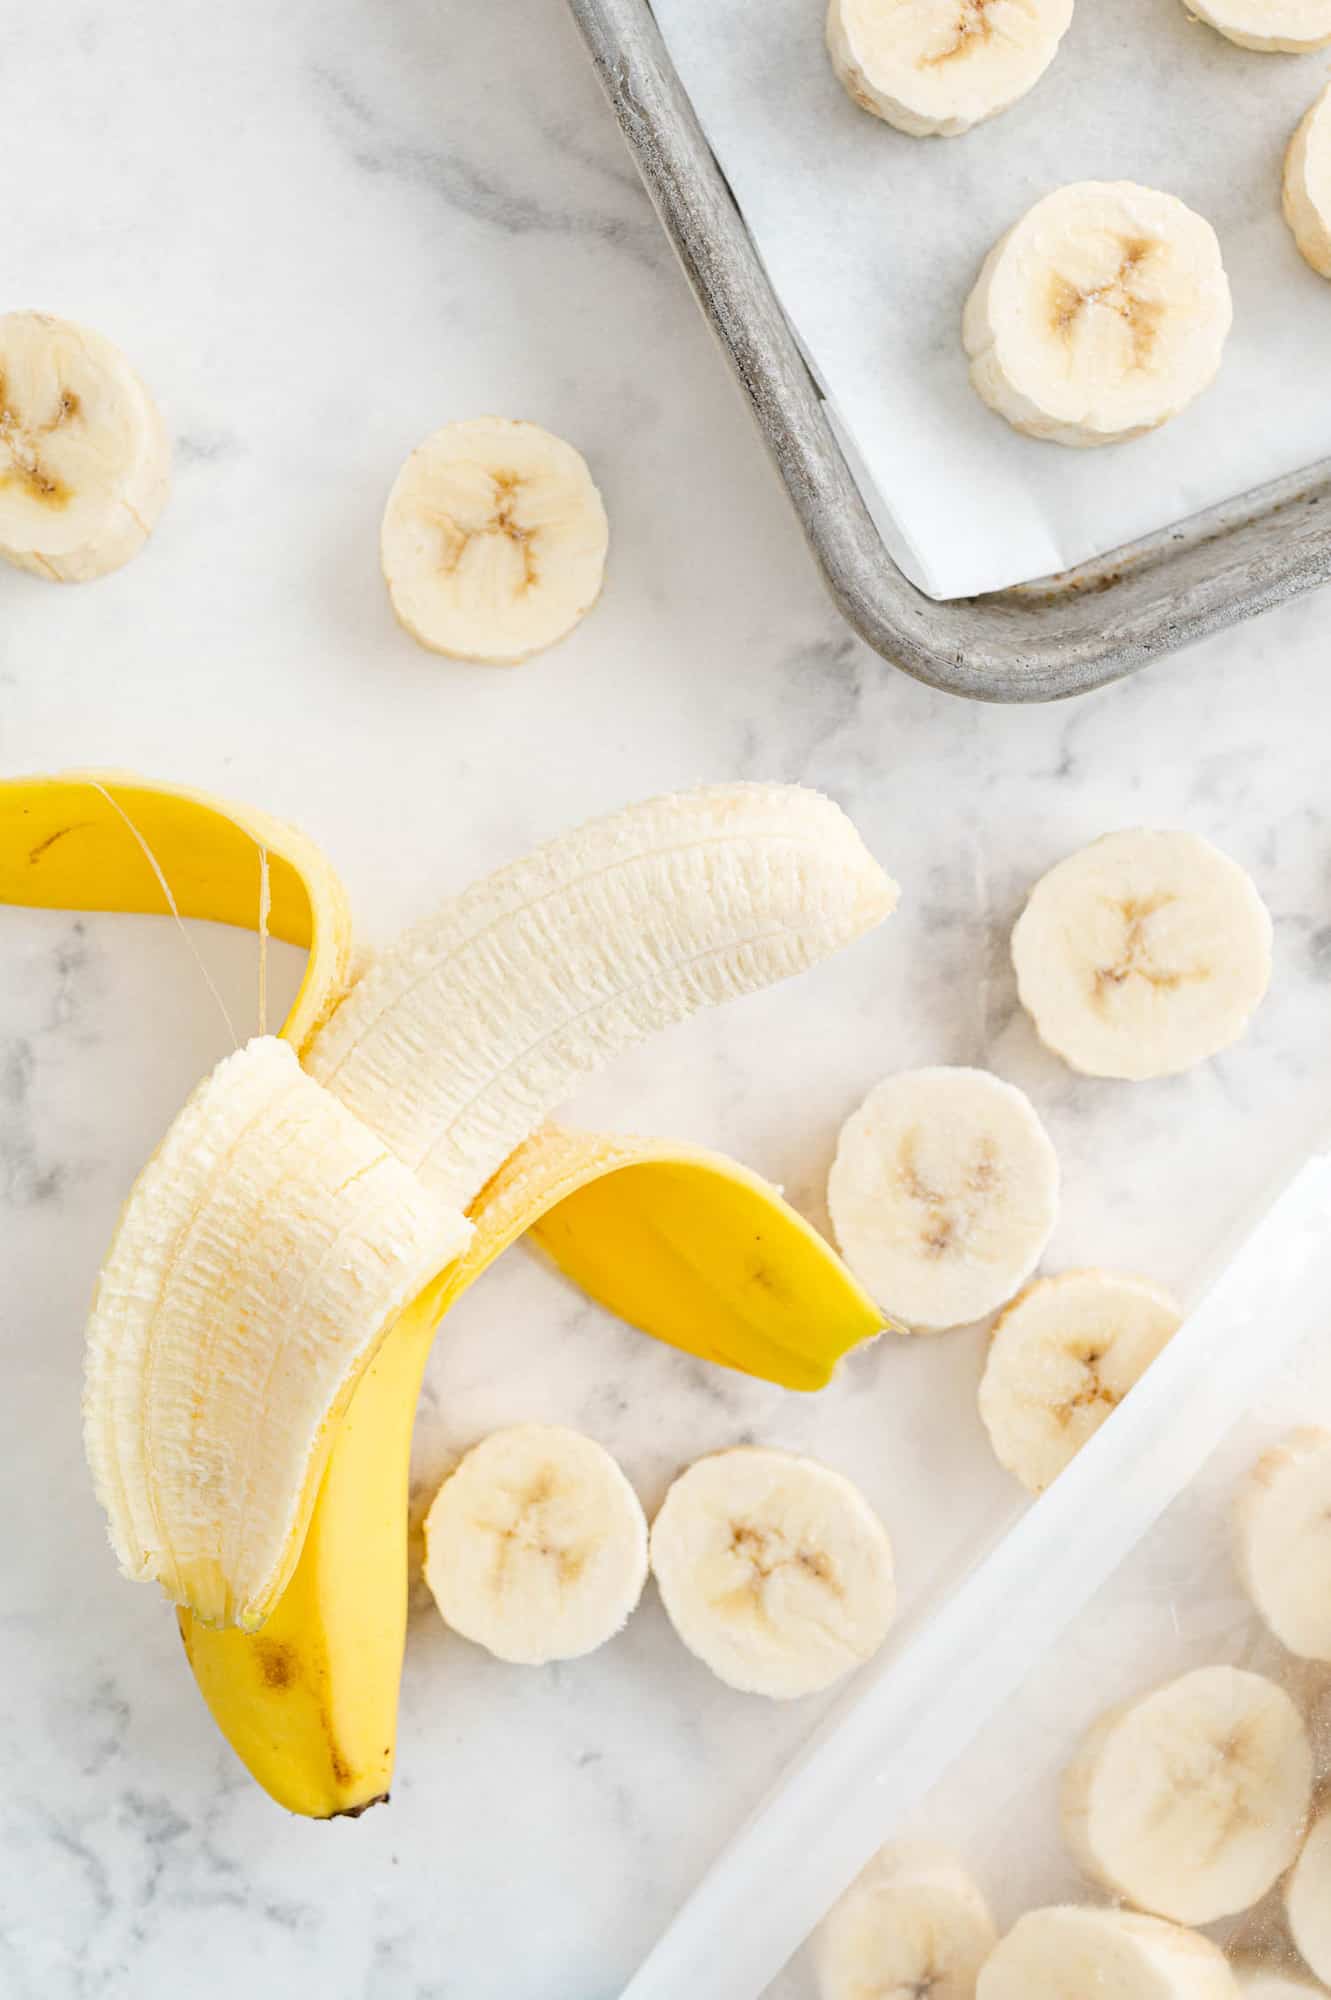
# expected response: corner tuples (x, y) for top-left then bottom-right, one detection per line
(253, 1637), (299, 1690)
(27, 822), (89, 863)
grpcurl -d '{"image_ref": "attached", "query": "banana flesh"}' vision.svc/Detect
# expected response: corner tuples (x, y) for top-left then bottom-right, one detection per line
(964, 183), (1232, 447)
(1236, 1429), (1331, 1661)
(380, 417), (609, 664)
(1285, 85), (1331, 278)
(816, 1844), (998, 2000)
(0, 312), (170, 582)
(3, 772), (887, 1813)
(977, 1907), (1239, 1999)
(305, 782), (898, 1210)
(1185, 0), (1331, 49)
(827, 0), (1073, 138)
(1285, 1809), (1331, 1986)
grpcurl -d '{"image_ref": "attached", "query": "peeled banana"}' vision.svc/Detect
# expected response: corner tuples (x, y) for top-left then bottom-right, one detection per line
(827, 0), (1073, 138)
(3, 771), (890, 1814)
(977, 1907), (1238, 1999)
(816, 1844), (998, 2000)
(1285, 1808), (1331, 1986)
(1285, 84), (1331, 279)
(1235, 1429), (1331, 1661)
(1184, 0), (1331, 50)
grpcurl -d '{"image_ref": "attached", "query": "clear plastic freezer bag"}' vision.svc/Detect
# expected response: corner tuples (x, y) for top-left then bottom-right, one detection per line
(622, 1154), (1331, 2000)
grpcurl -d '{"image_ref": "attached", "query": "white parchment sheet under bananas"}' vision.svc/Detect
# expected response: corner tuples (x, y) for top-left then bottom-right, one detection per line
(650, 0), (1331, 599)
(752, 1301), (1331, 2000)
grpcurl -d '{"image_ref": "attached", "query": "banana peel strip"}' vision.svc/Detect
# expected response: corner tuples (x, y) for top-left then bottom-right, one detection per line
(1, 772), (883, 1621)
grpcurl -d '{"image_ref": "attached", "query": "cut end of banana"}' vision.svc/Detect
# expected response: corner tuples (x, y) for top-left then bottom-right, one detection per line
(649, 1447), (896, 1699)
(1285, 1810), (1331, 1986)
(979, 1269), (1183, 1493)
(817, 1844), (998, 2000)
(826, 0), (1074, 137)
(1011, 828), (1272, 1079)
(1184, 0), (1331, 49)
(1236, 1429), (1331, 1661)
(977, 1906), (1238, 1999)
(380, 416), (608, 664)
(827, 1066), (1059, 1332)
(306, 782), (898, 1210)
(0, 311), (170, 582)
(422, 1425), (648, 1665)
(83, 1037), (471, 1628)
(1062, 1665), (1313, 1926)
(1285, 86), (1331, 278)
(963, 183), (1232, 447)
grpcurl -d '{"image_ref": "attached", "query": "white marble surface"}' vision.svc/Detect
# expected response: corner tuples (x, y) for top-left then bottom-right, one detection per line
(3, 4), (1331, 1997)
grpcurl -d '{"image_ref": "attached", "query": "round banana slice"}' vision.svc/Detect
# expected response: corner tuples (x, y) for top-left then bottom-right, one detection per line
(1062, 1666), (1313, 1926)
(979, 1270), (1183, 1494)
(977, 1907), (1239, 2000)
(649, 1447), (896, 1699)
(422, 1425), (648, 1665)
(964, 183), (1232, 447)
(380, 416), (608, 664)
(1284, 85), (1331, 278)
(0, 310), (170, 582)
(1011, 829), (1272, 1080)
(1183, 0), (1331, 50)
(826, 0), (1074, 139)
(816, 1843), (998, 2000)
(827, 1067), (1059, 1332)
(1236, 1430), (1331, 1661)
(1285, 1810), (1331, 1986)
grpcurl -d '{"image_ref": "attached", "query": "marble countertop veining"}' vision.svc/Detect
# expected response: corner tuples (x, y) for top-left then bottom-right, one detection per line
(4, 4), (1331, 1997)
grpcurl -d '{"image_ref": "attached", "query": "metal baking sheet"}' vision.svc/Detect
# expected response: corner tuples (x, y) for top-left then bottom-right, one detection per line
(568, 0), (1331, 703)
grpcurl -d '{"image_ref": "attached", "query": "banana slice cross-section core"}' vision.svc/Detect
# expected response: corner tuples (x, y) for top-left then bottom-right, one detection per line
(0, 311), (170, 582)
(816, 1843), (998, 2000)
(1062, 1666), (1313, 1926)
(964, 183), (1232, 447)
(1012, 828), (1272, 1079)
(649, 1447), (896, 1699)
(827, 1066), (1059, 1331)
(423, 1426), (649, 1665)
(827, 0), (1074, 138)
(380, 416), (609, 664)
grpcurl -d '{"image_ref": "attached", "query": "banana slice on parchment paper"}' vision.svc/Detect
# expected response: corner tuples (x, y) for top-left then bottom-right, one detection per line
(0, 310), (169, 582)
(1285, 84), (1331, 277)
(1012, 829), (1272, 1080)
(380, 416), (608, 664)
(1285, 1809), (1331, 1986)
(977, 1907), (1239, 1999)
(816, 1843), (998, 2000)
(1184, 0), (1331, 50)
(826, 0), (1073, 138)
(979, 1270), (1183, 1493)
(964, 183), (1232, 448)
(1236, 1430), (1331, 1662)
(827, 1066), (1059, 1332)
(1062, 1665), (1313, 1926)
(649, 1448), (896, 1699)
(422, 1425), (648, 1666)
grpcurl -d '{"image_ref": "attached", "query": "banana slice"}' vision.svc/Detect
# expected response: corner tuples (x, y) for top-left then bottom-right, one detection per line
(1285, 1810), (1331, 1986)
(964, 183), (1232, 447)
(816, 1843), (998, 2000)
(1285, 85), (1331, 278)
(1236, 1430), (1331, 1662)
(422, 1425), (648, 1665)
(0, 311), (169, 582)
(826, 0), (1074, 138)
(1011, 829), (1272, 1080)
(380, 416), (608, 664)
(977, 1907), (1240, 2000)
(826, 1067), (1059, 1332)
(307, 784), (897, 1210)
(1183, 0), (1331, 50)
(1061, 1666), (1313, 1925)
(83, 1037), (471, 1628)
(649, 1448), (896, 1699)
(978, 1269), (1183, 1494)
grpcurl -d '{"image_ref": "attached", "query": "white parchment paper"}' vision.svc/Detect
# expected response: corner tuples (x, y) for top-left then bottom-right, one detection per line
(648, 0), (1331, 599)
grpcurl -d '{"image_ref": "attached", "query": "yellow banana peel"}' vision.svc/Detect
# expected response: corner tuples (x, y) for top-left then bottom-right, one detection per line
(2, 772), (883, 1817)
